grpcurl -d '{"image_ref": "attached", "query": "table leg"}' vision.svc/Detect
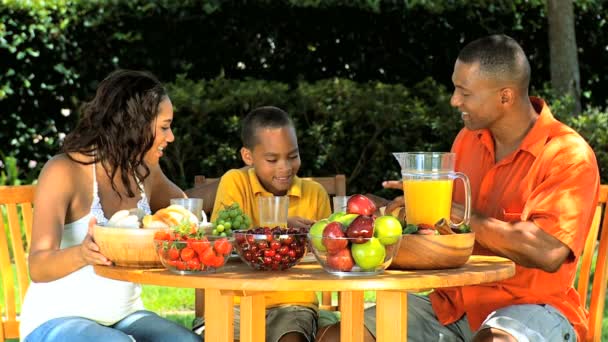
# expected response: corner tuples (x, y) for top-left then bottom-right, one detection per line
(376, 291), (407, 342)
(204, 288), (234, 342)
(240, 294), (266, 342)
(339, 290), (364, 342)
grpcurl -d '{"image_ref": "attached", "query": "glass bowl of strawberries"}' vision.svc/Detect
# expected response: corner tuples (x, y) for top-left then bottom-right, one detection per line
(153, 221), (234, 274)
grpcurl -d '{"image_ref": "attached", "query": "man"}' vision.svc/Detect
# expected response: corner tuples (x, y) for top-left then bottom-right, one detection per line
(365, 34), (599, 342)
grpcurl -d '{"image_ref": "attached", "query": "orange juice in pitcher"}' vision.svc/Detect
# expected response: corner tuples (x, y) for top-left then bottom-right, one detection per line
(403, 179), (453, 226)
(394, 152), (471, 229)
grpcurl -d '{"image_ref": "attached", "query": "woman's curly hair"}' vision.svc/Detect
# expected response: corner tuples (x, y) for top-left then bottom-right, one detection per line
(62, 69), (167, 198)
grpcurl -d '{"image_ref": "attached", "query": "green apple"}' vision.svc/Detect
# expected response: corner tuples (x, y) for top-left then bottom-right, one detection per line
(334, 213), (359, 227)
(374, 215), (403, 245)
(309, 219), (329, 251)
(327, 211), (345, 222)
(351, 237), (386, 270)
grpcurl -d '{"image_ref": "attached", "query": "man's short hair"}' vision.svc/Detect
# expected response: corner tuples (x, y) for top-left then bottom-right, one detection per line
(241, 106), (293, 149)
(458, 34), (531, 90)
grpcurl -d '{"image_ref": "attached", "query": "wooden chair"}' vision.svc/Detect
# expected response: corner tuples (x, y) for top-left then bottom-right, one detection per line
(190, 174), (346, 317)
(0, 185), (36, 342)
(577, 184), (608, 342)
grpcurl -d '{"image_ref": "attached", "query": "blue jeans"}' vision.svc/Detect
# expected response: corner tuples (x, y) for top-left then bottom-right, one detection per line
(364, 294), (576, 342)
(24, 310), (201, 342)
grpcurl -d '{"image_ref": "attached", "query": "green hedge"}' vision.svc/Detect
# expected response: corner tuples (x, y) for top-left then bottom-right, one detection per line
(1, 0), (607, 187)
(164, 76), (608, 195)
(165, 76), (457, 195)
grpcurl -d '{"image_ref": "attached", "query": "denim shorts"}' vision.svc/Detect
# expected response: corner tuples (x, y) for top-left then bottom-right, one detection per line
(364, 294), (576, 342)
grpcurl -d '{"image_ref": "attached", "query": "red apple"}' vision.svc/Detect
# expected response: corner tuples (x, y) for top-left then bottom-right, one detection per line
(345, 215), (374, 244)
(322, 221), (348, 253)
(346, 194), (377, 216)
(326, 248), (355, 272)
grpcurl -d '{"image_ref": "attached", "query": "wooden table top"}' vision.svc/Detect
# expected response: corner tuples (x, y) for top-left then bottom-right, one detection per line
(94, 255), (515, 292)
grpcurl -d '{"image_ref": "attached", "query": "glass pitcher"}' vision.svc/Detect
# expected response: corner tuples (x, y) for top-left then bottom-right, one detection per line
(393, 152), (471, 229)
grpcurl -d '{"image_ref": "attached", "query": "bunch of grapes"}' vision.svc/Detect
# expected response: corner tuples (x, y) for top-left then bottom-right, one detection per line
(212, 203), (251, 236)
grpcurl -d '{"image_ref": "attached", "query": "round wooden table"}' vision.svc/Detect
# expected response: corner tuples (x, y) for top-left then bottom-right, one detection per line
(95, 255), (515, 342)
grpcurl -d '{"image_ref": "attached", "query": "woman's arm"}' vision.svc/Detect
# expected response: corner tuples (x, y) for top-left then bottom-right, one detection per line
(28, 157), (111, 283)
(147, 163), (185, 212)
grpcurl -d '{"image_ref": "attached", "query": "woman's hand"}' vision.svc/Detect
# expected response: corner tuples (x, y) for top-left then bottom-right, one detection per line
(80, 217), (112, 266)
(287, 216), (315, 229)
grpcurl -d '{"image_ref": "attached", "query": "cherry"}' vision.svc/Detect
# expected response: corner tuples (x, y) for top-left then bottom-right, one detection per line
(233, 228), (308, 270)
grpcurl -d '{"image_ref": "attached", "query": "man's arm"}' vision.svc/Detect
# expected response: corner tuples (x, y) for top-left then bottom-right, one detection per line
(469, 212), (570, 272)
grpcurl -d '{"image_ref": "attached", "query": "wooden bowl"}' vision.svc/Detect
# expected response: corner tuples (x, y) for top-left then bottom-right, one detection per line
(93, 225), (163, 268)
(389, 232), (475, 270)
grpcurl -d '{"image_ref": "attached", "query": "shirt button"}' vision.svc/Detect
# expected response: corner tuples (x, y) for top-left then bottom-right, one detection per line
(564, 333), (570, 340)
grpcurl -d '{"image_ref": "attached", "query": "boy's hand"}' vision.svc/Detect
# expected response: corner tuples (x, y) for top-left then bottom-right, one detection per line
(288, 216), (315, 229)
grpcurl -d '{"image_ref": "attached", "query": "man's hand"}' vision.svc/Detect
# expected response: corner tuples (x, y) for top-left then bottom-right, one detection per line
(382, 180), (403, 190)
(381, 180), (406, 221)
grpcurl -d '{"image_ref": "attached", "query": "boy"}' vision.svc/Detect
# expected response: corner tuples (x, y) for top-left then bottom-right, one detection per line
(206, 106), (331, 342)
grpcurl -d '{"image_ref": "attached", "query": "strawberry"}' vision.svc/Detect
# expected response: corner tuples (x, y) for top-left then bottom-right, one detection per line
(199, 248), (216, 267)
(211, 254), (226, 268)
(190, 238), (211, 256)
(186, 258), (202, 271)
(214, 238), (233, 256)
(180, 247), (195, 261)
(168, 246), (180, 261)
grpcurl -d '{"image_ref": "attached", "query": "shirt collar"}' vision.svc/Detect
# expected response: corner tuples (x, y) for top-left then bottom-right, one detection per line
(519, 96), (556, 157)
(248, 168), (303, 198)
(475, 96), (555, 158)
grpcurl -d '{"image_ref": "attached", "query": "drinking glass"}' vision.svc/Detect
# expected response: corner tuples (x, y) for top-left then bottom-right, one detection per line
(332, 195), (351, 213)
(258, 196), (289, 228)
(170, 198), (204, 222)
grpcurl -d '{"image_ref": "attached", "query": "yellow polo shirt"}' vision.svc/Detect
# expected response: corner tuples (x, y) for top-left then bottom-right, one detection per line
(211, 168), (331, 309)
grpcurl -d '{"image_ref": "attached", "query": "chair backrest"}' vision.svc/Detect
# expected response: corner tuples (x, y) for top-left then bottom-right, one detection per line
(0, 184), (35, 341)
(301, 175), (347, 197)
(577, 184), (608, 342)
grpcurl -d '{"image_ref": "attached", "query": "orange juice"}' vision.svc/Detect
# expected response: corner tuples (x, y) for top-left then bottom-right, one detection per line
(403, 179), (453, 226)
(259, 221), (288, 229)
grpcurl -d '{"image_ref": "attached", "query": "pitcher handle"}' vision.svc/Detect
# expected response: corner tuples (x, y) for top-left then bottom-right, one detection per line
(450, 172), (471, 229)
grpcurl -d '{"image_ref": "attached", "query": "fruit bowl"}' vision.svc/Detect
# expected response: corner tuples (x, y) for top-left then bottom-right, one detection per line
(154, 235), (234, 274)
(389, 232), (475, 270)
(308, 233), (402, 276)
(233, 227), (308, 271)
(93, 225), (163, 268)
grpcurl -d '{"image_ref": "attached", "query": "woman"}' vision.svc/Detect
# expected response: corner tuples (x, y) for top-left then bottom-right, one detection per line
(20, 69), (200, 342)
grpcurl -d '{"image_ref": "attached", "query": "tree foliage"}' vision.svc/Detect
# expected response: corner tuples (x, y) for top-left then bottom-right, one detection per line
(1, 0), (607, 188)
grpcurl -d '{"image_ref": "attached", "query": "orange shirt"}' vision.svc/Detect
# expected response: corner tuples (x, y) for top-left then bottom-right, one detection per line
(429, 97), (600, 341)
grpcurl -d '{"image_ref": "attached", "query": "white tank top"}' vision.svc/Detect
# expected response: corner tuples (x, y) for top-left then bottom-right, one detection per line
(20, 163), (151, 338)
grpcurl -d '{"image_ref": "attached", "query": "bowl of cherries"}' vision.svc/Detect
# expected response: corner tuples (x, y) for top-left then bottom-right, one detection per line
(233, 227), (309, 271)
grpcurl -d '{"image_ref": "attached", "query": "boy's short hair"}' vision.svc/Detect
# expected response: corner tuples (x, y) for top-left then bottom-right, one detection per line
(241, 106), (294, 149)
